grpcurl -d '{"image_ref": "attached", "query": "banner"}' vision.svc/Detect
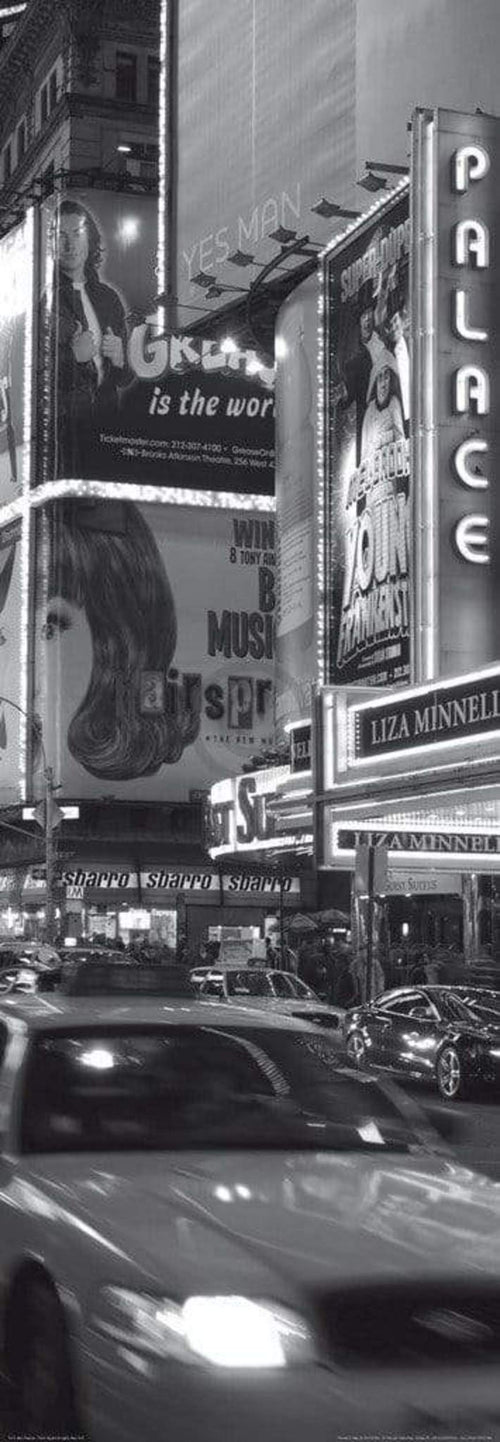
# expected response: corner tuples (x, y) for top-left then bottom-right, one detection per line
(33, 498), (276, 801)
(38, 191), (274, 494)
(174, 0), (355, 308)
(324, 189), (411, 686)
(0, 518), (23, 802)
(0, 218), (31, 507)
(275, 273), (317, 727)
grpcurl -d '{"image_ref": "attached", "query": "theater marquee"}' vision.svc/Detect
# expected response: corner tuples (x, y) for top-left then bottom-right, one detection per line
(412, 107), (500, 681)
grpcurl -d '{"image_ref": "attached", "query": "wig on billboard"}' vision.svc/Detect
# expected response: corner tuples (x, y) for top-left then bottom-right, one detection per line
(38, 191), (274, 495)
(325, 190), (410, 687)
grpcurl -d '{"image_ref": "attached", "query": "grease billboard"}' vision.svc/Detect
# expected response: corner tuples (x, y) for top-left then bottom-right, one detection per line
(323, 187), (411, 687)
(33, 498), (276, 801)
(38, 190), (274, 494)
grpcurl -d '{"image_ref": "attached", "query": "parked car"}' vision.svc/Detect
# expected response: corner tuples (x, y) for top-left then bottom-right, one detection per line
(197, 966), (344, 1030)
(2, 996), (500, 1439)
(345, 984), (500, 1100)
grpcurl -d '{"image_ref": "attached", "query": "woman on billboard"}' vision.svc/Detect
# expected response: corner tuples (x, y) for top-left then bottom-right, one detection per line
(42, 199), (132, 478)
(37, 499), (201, 780)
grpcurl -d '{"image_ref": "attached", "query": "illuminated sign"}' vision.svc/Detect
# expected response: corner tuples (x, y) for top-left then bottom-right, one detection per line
(321, 186), (411, 688)
(54, 867), (301, 898)
(412, 108), (500, 679)
(208, 766), (300, 855)
(290, 722), (312, 774)
(353, 669), (500, 760)
(337, 829), (500, 856)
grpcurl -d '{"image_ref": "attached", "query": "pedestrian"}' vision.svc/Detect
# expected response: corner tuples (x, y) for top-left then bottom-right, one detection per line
(265, 936), (277, 968)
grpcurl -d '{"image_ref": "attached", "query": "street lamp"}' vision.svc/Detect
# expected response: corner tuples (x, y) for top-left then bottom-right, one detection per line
(0, 695), (57, 944)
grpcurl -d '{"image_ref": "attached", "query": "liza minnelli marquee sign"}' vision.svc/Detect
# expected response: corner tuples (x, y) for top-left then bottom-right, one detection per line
(354, 669), (500, 761)
(412, 108), (500, 679)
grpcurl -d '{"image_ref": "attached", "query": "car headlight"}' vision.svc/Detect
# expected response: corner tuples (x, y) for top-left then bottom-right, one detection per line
(95, 1287), (316, 1368)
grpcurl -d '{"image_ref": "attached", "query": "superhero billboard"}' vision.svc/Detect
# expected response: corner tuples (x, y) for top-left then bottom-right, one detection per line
(323, 187), (411, 687)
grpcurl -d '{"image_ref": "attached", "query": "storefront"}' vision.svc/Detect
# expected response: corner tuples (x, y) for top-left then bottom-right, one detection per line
(315, 665), (500, 966)
(0, 853), (303, 956)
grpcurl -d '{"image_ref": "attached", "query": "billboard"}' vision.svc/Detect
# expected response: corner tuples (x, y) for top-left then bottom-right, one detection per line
(0, 217), (32, 507)
(412, 108), (500, 681)
(170, 0), (356, 308)
(0, 518), (23, 802)
(33, 497), (276, 801)
(275, 273), (317, 728)
(38, 191), (274, 494)
(323, 187), (411, 687)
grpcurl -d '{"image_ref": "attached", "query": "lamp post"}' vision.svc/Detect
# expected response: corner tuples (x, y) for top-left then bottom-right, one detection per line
(0, 696), (57, 945)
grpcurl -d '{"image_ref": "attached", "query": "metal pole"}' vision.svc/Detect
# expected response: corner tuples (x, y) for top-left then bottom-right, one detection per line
(44, 765), (56, 945)
(278, 870), (285, 970)
(164, 0), (179, 333)
(366, 844), (374, 1002)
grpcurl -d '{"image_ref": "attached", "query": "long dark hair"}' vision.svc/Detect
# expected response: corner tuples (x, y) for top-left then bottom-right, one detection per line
(52, 199), (104, 285)
(43, 499), (200, 780)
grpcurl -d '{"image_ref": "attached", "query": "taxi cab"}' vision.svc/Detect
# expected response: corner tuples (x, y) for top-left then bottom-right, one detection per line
(1, 995), (500, 1441)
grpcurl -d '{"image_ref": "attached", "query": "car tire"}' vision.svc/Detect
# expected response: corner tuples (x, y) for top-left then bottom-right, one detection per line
(346, 1031), (366, 1067)
(11, 1275), (78, 1432)
(436, 1045), (468, 1102)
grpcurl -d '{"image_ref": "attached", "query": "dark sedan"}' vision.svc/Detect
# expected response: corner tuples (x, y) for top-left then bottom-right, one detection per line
(345, 985), (500, 1101)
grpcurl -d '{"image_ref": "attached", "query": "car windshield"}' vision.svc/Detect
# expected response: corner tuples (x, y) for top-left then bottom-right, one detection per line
(226, 970), (275, 998)
(443, 990), (500, 1025)
(436, 989), (498, 1024)
(19, 1026), (425, 1156)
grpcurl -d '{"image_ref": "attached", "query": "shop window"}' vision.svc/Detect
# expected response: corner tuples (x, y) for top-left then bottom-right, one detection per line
(116, 50), (137, 103)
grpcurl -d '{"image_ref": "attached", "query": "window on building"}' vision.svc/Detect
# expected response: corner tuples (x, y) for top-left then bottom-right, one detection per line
(147, 55), (160, 109)
(41, 160), (54, 196)
(116, 50), (137, 103)
(49, 68), (58, 111)
(17, 118), (26, 164)
(3, 140), (12, 181)
(40, 82), (49, 125)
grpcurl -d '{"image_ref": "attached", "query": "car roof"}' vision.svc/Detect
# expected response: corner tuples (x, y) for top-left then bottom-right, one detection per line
(0, 995), (322, 1033)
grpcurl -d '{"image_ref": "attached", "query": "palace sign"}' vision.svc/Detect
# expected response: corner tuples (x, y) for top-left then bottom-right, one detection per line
(412, 108), (500, 679)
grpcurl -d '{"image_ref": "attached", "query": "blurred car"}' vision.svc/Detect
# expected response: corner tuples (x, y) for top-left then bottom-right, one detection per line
(198, 966), (344, 1030)
(2, 998), (500, 1439)
(60, 960), (196, 997)
(190, 963), (220, 989)
(345, 984), (500, 1100)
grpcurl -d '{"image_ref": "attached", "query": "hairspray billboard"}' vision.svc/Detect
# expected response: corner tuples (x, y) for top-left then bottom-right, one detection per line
(37, 191), (274, 495)
(323, 187), (411, 687)
(33, 498), (276, 802)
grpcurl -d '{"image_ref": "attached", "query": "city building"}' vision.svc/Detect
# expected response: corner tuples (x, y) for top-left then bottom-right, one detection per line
(1, 0), (500, 962)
